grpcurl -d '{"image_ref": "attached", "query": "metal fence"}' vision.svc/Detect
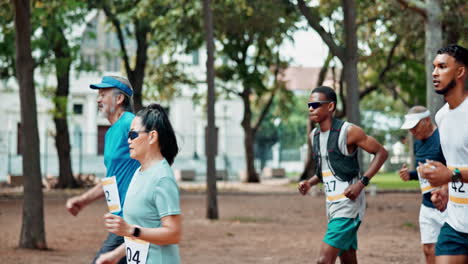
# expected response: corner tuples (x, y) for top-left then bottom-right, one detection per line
(0, 129), (409, 182)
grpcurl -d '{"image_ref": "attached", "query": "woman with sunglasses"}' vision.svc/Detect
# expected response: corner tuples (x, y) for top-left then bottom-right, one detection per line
(96, 103), (181, 264)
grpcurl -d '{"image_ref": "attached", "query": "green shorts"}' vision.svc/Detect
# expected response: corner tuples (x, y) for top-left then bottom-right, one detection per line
(323, 217), (361, 255)
(436, 223), (468, 256)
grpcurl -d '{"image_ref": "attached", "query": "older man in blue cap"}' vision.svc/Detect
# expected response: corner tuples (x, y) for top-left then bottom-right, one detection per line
(66, 76), (140, 264)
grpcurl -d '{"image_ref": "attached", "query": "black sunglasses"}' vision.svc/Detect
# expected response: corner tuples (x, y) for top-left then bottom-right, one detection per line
(308, 101), (333, 109)
(128, 130), (149, 140)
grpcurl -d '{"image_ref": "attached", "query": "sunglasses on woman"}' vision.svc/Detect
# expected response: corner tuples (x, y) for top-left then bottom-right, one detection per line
(307, 101), (333, 109)
(128, 130), (148, 140)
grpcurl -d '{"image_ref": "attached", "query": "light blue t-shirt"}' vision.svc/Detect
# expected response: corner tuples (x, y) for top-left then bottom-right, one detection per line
(104, 111), (140, 217)
(123, 159), (181, 264)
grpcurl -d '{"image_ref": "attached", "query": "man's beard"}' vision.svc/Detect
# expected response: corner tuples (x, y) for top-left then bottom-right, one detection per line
(98, 103), (116, 118)
(435, 79), (456, 95)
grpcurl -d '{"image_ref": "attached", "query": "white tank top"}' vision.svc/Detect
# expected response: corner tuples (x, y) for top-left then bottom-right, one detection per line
(311, 122), (366, 220)
(435, 97), (468, 233)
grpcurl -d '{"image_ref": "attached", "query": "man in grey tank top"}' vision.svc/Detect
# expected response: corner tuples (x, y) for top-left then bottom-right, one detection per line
(298, 86), (388, 264)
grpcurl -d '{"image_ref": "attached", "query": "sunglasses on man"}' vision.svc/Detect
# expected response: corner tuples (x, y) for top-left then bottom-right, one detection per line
(128, 130), (148, 140)
(307, 101), (333, 109)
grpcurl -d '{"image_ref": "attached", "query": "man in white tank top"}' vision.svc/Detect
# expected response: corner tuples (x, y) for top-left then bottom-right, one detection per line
(298, 86), (388, 264)
(421, 44), (468, 264)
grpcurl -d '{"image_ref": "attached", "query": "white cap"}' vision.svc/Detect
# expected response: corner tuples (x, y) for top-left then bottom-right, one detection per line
(401, 110), (430, 129)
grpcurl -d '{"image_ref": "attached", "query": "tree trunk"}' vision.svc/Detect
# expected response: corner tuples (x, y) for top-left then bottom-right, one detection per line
(425, 0), (443, 120)
(241, 89), (259, 183)
(342, 0), (360, 125)
(13, 0), (47, 249)
(299, 53), (331, 181)
(101, 5), (149, 113)
(51, 27), (78, 189)
(54, 117), (76, 188)
(299, 119), (315, 181)
(203, 0), (219, 219)
(128, 22), (149, 112)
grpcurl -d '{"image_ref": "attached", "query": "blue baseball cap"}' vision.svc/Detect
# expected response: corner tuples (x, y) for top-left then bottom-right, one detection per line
(90, 76), (133, 96)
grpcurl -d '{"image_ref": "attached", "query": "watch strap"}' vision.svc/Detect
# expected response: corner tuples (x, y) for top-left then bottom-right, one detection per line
(452, 168), (462, 182)
(360, 176), (370, 186)
(132, 226), (141, 237)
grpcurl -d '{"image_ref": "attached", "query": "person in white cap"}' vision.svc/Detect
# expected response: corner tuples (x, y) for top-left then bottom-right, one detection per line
(65, 76), (140, 264)
(399, 105), (446, 264)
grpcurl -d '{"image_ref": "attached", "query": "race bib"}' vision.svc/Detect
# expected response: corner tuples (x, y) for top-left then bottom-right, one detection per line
(124, 236), (150, 264)
(417, 166), (435, 194)
(322, 170), (349, 202)
(448, 167), (468, 205)
(101, 176), (121, 213)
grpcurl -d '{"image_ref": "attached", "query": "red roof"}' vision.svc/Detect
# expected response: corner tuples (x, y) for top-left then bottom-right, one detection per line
(278, 66), (338, 92)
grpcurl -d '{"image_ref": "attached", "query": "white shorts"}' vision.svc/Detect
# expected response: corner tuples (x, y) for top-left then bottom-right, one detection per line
(419, 204), (446, 244)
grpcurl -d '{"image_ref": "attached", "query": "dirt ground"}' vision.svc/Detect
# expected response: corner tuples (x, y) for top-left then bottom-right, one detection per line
(0, 187), (426, 264)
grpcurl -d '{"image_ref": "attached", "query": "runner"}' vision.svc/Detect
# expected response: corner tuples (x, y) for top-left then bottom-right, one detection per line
(66, 76), (140, 264)
(298, 86), (388, 263)
(399, 105), (446, 264)
(96, 103), (181, 264)
(421, 44), (468, 264)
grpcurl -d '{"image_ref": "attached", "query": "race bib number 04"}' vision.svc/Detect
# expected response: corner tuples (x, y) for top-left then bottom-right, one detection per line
(124, 237), (150, 264)
(101, 176), (121, 213)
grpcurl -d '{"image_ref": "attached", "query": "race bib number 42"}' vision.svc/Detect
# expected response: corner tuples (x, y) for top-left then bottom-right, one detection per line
(448, 167), (468, 205)
(124, 237), (150, 264)
(101, 176), (121, 213)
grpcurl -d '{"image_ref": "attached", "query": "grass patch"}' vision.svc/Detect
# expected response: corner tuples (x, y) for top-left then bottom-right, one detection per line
(371, 172), (419, 190)
(286, 172), (300, 180)
(288, 172), (420, 191)
(227, 216), (273, 223)
(402, 221), (417, 229)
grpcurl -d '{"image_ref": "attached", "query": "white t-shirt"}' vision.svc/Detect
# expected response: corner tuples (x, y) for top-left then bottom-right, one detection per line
(435, 97), (468, 233)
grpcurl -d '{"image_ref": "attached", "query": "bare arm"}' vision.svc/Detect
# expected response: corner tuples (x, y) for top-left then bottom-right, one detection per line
(66, 182), (105, 216)
(423, 161), (468, 186)
(343, 125), (388, 200)
(95, 244), (126, 264)
(298, 175), (320, 195)
(431, 184), (449, 212)
(104, 214), (182, 246)
(347, 125), (388, 180)
(135, 215), (181, 245)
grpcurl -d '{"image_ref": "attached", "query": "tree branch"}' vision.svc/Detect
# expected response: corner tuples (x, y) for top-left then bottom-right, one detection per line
(395, 0), (427, 19)
(316, 52), (333, 86)
(359, 37), (402, 99)
(387, 84), (411, 107)
(296, 0), (345, 61)
(357, 16), (383, 27)
(252, 54), (281, 134)
(101, 4), (133, 75)
(336, 67), (346, 118)
(219, 84), (242, 97)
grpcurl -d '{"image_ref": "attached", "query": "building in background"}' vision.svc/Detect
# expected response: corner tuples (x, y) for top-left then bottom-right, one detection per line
(0, 12), (343, 181)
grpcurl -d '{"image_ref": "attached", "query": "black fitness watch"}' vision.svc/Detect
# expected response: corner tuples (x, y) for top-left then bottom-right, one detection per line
(452, 168), (462, 182)
(132, 226), (141, 237)
(360, 176), (370, 187)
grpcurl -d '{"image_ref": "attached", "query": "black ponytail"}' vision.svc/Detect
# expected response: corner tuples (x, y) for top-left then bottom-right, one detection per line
(136, 104), (179, 165)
